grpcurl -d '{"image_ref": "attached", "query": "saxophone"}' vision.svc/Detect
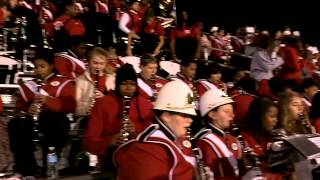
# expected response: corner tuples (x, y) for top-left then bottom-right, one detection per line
(230, 123), (263, 179)
(87, 69), (99, 115)
(121, 96), (132, 142)
(187, 128), (211, 180)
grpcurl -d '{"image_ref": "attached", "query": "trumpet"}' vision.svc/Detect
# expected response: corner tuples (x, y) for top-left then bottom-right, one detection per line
(121, 96), (132, 142)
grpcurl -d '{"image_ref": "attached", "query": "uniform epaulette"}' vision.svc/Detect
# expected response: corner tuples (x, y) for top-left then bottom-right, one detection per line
(194, 128), (211, 140)
(137, 124), (159, 142)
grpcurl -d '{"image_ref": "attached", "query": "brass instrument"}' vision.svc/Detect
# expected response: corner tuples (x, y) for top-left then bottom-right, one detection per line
(87, 69), (99, 115)
(120, 96), (132, 142)
(230, 123), (263, 179)
(187, 128), (210, 180)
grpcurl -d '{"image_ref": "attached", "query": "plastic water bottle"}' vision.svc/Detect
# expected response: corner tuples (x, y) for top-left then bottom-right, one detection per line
(47, 147), (59, 180)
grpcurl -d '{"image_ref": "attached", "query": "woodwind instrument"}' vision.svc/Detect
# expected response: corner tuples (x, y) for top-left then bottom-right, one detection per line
(299, 113), (313, 134)
(230, 122), (263, 179)
(87, 69), (99, 115)
(187, 128), (209, 180)
(120, 96), (132, 142)
(32, 78), (43, 144)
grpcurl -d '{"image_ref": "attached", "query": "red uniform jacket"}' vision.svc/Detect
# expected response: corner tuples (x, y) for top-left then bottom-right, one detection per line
(52, 15), (85, 37)
(16, 74), (75, 113)
(84, 94), (153, 158)
(277, 46), (303, 84)
(114, 123), (196, 180)
(230, 89), (256, 126)
(54, 51), (86, 79)
(195, 79), (227, 96)
(144, 18), (165, 36)
(196, 124), (241, 180)
(138, 75), (168, 102)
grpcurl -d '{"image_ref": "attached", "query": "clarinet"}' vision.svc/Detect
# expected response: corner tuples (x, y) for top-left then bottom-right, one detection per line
(299, 113), (313, 134)
(121, 96), (132, 142)
(87, 69), (99, 115)
(230, 123), (263, 179)
(32, 78), (43, 144)
(187, 128), (207, 180)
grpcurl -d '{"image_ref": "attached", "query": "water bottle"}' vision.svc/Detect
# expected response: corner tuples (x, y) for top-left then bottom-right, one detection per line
(47, 147), (59, 180)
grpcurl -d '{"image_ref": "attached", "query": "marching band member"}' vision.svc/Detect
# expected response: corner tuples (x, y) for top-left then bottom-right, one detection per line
(242, 97), (285, 179)
(196, 65), (227, 96)
(105, 45), (124, 74)
(129, 8), (165, 56)
(114, 80), (213, 180)
(84, 64), (153, 172)
(118, 1), (142, 37)
(197, 89), (242, 179)
(138, 54), (168, 102)
(9, 49), (75, 176)
(278, 91), (314, 135)
(301, 78), (319, 112)
(54, 36), (88, 79)
(75, 47), (115, 117)
(170, 11), (201, 61)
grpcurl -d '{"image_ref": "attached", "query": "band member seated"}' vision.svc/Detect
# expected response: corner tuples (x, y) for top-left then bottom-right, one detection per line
(196, 64), (227, 96)
(84, 64), (153, 172)
(75, 47), (115, 118)
(198, 89), (262, 179)
(9, 49), (76, 177)
(114, 80), (213, 179)
(242, 96), (286, 179)
(138, 54), (168, 102)
(54, 36), (88, 79)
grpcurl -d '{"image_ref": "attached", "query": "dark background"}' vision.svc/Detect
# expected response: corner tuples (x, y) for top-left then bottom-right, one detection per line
(175, 0), (319, 47)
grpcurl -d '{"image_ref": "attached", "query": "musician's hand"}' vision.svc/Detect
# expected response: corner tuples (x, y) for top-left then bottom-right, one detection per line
(34, 94), (48, 104)
(204, 166), (214, 180)
(28, 104), (39, 115)
(111, 133), (126, 146)
(95, 90), (104, 99)
(127, 120), (136, 135)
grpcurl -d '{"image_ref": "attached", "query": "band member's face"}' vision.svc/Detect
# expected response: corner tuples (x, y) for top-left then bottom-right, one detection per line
(263, 106), (278, 132)
(74, 43), (87, 59)
(162, 112), (193, 137)
(66, 3), (79, 17)
(181, 63), (197, 81)
(289, 96), (304, 119)
(141, 62), (158, 79)
(119, 80), (137, 97)
(131, 2), (140, 12)
(89, 55), (107, 75)
(34, 59), (54, 79)
(209, 104), (234, 130)
(209, 73), (222, 83)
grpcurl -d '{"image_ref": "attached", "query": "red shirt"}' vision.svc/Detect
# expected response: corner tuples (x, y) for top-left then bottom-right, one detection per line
(144, 18), (165, 36)
(127, 9), (142, 34)
(53, 15), (85, 37)
(170, 25), (201, 40)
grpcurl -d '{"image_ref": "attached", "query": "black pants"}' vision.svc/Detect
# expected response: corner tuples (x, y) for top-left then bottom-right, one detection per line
(8, 112), (70, 176)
